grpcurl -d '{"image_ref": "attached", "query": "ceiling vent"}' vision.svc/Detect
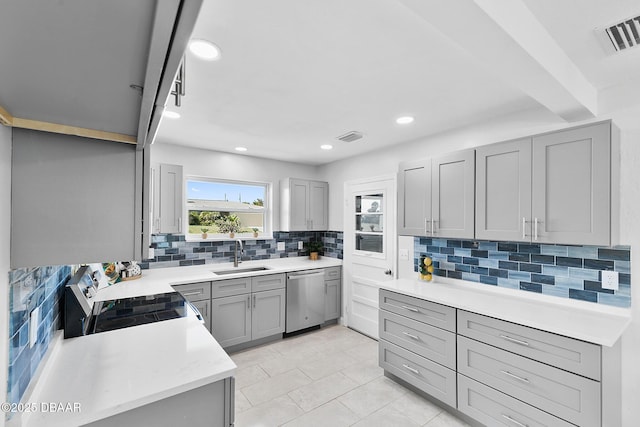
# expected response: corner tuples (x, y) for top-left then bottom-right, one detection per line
(336, 131), (363, 143)
(600, 15), (640, 52)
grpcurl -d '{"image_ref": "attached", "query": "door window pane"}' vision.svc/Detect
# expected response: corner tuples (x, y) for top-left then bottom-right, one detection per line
(355, 193), (384, 254)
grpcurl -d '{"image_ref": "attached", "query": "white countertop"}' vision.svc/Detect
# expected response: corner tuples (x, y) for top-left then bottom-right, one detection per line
(381, 276), (631, 347)
(12, 257), (342, 427)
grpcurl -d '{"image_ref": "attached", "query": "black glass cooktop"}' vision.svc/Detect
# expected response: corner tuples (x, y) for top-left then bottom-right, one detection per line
(89, 291), (189, 334)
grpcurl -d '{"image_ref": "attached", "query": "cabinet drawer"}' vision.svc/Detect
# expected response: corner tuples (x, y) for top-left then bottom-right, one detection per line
(458, 336), (600, 427)
(212, 277), (252, 298)
(379, 289), (455, 332)
(324, 266), (341, 280)
(379, 340), (456, 408)
(458, 310), (601, 380)
(251, 273), (286, 292)
(379, 310), (456, 370)
(173, 281), (211, 302)
(458, 374), (574, 427)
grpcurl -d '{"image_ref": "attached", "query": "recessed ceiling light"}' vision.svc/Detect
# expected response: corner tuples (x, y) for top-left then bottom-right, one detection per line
(163, 111), (180, 119)
(189, 39), (221, 60)
(396, 116), (414, 125)
(235, 147), (247, 152)
(320, 144), (333, 150)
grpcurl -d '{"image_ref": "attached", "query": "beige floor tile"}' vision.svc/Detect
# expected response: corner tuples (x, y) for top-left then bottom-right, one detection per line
(287, 371), (359, 412)
(344, 339), (380, 362)
(352, 404), (423, 427)
(231, 345), (280, 369)
(281, 400), (360, 427)
(259, 344), (324, 377)
(234, 395), (304, 427)
(424, 410), (471, 427)
(340, 358), (384, 385)
(337, 375), (407, 418)
(387, 390), (442, 425)
(241, 368), (312, 406)
(298, 350), (359, 380)
(235, 390), (252, 414)
(235, 364), (270, 389)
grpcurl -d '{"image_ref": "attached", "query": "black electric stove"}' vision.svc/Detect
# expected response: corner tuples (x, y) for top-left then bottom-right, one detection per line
(64, 266), (194, 338)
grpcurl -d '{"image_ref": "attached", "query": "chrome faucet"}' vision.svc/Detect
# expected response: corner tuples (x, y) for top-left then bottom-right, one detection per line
(234, 239), (244, 267)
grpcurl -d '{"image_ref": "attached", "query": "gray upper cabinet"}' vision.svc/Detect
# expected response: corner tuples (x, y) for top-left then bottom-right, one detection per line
(158, 163), (183, 234)
(532, 122), (610, 245)
(476, 121), (611, 245)
(432, 150), (475, 239)
(397, 150), (474, 239)
(398, 159), (431, 236)
(281, 178), (328, 231)
(476, 138), (532, 241)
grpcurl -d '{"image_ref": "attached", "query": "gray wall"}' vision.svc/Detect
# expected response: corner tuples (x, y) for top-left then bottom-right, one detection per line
(0, 124), (11, 427)
(11, 129), (138, 268)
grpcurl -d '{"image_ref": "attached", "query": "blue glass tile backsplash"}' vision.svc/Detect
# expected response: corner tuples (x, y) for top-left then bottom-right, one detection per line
(7, 265), (72, 409)
(415, 237), (631, 307)
(142, 231), (344, 269)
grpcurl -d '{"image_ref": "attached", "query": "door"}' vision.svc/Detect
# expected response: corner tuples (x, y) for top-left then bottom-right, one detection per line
(252, 289), (286, 340)
(532, 122), (610, 245)
(476, 138), (532, 242)
(432, 149), (475, 238)
(211, 294), (251, 348)
(344, 176), (396, 339)
(159, 163), (183, 233)
(309, 181), (329, 230)
(397, 159), (431, 236)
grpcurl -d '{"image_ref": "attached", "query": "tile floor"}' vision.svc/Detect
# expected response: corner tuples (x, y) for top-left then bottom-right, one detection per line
(230, 325), (470, 427)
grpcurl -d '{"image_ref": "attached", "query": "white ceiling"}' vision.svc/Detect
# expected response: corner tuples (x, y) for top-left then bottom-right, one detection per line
(156, 0), (640, 165)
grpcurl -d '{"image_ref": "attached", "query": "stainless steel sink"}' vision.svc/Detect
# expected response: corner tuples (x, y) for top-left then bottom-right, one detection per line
(212, 266), (270, 275)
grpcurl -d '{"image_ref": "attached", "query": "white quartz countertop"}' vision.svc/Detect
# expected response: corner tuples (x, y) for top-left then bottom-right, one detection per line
(13, 257), (342, 427)
(381, 276), (631, 347)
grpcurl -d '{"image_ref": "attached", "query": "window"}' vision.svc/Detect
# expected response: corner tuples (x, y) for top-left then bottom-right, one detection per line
(186, 178), (270, 238)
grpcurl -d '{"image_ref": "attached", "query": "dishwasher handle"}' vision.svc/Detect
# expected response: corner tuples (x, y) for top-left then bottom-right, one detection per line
(287, 271), (326, 280)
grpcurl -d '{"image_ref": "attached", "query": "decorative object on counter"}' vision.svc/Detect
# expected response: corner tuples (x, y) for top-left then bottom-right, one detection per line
(201, 227), (209, 239)
(252, 227), (259, 238)
(121, 261), (142, 281)
(305, 240), (323, 260)
(419, 255), (433, 281)
(215, 214), (241, 238)
(103, 262), (120, 284)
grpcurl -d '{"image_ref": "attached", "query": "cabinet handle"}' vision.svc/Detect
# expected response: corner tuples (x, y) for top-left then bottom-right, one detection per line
(501, 370), (530, 384)
(534, 217), (538, 241)
(401, 305), (419, 313)
(424, 218), (429, 235)
(502, 414), (529, 427)
(431, 219), (436, 235)
(156, 218), (160, 233)
(247, 295), (251, 309)
(402, 364), (420, 375)
(178, 217), (182, 232)
(325, 283), (327, 294)
(310, 220), (313, 229)
(253, 294), (256, 308)
(181, 291), (202, 297)
(500, 334), (530, 347)
(402, 331), (420, 341)
(522, 217), (526, 240)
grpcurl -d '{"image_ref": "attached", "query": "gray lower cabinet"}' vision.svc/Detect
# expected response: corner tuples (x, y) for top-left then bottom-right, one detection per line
(324, 267), (342, 321)
(211, 274), (286, 348)
(173, 281), (212, 332)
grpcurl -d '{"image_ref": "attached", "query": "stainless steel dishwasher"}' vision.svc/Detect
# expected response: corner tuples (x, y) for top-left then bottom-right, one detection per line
(286, 269), (325, 333)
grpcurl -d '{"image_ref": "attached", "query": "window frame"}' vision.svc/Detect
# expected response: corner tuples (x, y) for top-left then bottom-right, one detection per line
(184, 175), (272, 241)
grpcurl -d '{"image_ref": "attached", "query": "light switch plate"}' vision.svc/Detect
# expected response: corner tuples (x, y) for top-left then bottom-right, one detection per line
(399, 249), (409, 260)
(277, 242), (285, 251)
(298, 241), (304, 250)
(29, 306), (40, 348)
(148, 247), (155, 258)
(601, 270), (619, 290)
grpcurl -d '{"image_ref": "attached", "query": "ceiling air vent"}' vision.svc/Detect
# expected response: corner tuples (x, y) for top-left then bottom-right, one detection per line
(602, 15), (640, 52)
(336, 131), (363, 143)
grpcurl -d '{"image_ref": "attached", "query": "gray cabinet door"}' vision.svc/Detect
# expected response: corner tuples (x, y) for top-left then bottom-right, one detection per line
(476, 138), (532, 241)
(192, 299), (211, 332)
(324, 279), (341, 321)
(397, 159), (431, 236)
(309, 180), (329, 230)
(211, 294), (252, 348)
(159, 163), (183, 234)
(532, 122), (610, 245)
(288, 178), (309, 231)
(432, 149), (475, 238)
(251, 289), (286, 340)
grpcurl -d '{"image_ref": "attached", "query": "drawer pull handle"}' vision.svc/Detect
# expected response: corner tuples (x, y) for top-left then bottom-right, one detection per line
(499, 335), (530, 346)
(501, 370), (530, 384)
(502, 414), (529, 427)
(402, 364), (420, 375)
(181, 291), (202, 296)
(402, 332), (420, 340)
(401, 305), (419, 313)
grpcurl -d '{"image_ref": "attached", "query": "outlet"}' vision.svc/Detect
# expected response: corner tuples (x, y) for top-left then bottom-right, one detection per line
(148, 247), (155, 259)
(399, 249), (409, 260)
(29, 307), (40, 348)
(277, 242), (285, 251)
(298, 241), (304, 250)
(601, 271), (619, 290)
